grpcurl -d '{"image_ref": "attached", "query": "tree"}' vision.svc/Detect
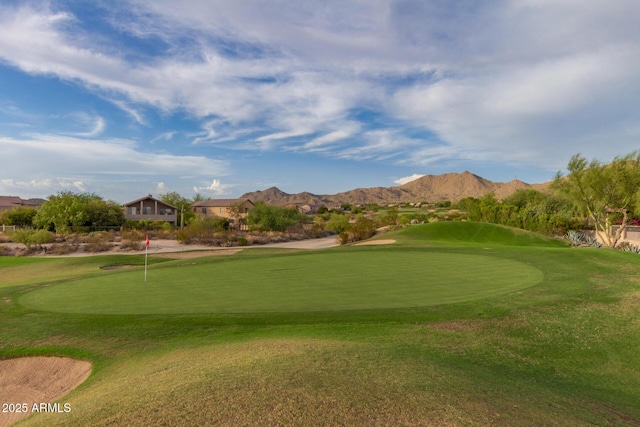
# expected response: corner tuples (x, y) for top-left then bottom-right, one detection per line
(33, 191), (125, 233)
(159, 191), (195, 228)
(3, 207), (37, 227)
(85, 199), (125, 228)
(553, 151), (640, 248)
(246, 201), (306, 232)
(34, 191), (93, 233)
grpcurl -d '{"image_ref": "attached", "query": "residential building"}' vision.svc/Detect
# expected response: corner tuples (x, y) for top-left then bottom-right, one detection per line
(123, 195), (178, 225)
(0, 196), (45, 211)
(192, 198), (254, 227)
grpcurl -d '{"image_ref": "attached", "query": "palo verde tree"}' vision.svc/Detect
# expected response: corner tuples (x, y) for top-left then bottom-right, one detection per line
(34, 191), (125, 233)
(553, 151), (640, 248)
(2, 206), (37, 227)
(246, 201), (306, 232)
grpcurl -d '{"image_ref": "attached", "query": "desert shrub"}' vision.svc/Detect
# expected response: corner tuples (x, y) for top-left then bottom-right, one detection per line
(11, 229), (54, 251)
(177, 217), (229, 245)
(325, 213), (350, 234)
(85, 231), (114, 253)
(246, 202), (306, 232)
(338, 216), (378, 244)
(50, 241), (80, 255)
(379, 208), (399, 227)
(121, 229), (144, 251)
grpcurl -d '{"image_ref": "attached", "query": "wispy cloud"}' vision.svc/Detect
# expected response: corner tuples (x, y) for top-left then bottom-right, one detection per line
(0, 134), (229, 200)
(0, 0), (638, 194)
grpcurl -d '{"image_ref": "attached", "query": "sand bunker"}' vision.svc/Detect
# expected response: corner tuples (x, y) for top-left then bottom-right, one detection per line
(0, 357), (91, 427)
(354, 239), (396, 246)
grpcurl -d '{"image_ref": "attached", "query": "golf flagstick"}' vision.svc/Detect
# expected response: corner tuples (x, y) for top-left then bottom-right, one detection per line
(144, 234), (150, 282)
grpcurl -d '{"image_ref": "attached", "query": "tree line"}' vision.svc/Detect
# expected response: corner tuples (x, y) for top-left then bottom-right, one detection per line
(456, 150), (640, 249)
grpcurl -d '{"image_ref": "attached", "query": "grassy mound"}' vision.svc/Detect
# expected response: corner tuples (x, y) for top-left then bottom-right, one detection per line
(396, 221), (568, 247)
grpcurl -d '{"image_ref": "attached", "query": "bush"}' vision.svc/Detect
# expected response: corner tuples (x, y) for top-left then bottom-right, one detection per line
(325, 213), (350, 234)
(177, 217), (229, 245)
(121, 229), (144, 251)
(11, 229), (54, 251)
(246, 202), (306, 232)
(338, 216), (378, 244)
(85, 231), (114, 253)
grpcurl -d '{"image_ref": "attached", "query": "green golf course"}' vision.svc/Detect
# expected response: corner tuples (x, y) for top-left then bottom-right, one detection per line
(20, 251), (543, 314)
(1, 222), (639, 426)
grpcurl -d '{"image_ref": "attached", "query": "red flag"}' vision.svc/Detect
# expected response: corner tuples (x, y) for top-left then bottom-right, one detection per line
(145, 234), (150, 247)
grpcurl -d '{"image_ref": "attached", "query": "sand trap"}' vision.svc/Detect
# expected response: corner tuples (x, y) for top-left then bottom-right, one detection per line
(354, 239), (396, 246)
(0, 357), (91, 427)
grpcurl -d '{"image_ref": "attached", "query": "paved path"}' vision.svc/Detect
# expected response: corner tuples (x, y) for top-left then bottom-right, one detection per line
(147, 235), (340, 254)
(5, 236), (341, 258)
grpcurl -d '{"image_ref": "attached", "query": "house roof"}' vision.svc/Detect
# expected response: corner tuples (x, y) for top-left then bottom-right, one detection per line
(192, 198), (254, 208)
(0, 196), (46, 209)
(122, 194), (177, 209)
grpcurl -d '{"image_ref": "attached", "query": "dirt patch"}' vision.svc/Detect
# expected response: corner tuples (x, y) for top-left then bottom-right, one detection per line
(100, 265), (139, 270)
(354, 239), (396, 246)
(153, 249), (243, 259)
(0, 357), (91, 427)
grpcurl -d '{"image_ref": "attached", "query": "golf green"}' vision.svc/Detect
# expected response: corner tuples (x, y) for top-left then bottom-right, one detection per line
(20, 251), (543, 314)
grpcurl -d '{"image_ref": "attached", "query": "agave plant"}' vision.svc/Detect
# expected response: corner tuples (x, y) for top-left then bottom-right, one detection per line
(621, 242), (640, 253)
(565, 230), (586, 246)
(585, 235), (602, 248)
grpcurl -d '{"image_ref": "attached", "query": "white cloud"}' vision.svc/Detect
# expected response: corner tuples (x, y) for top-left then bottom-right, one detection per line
(0, 0), (638, 183)
(394, 174), (424, 186)
(0, 134), (229, 201)
(68, 114), (106, 137)
(193, 179), (233, 196)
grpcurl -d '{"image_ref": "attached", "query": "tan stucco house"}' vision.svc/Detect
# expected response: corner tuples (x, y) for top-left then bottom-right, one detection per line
(0, 196), (45, 211)
(192, 198), (254, 226)
(123, 195), (178, 225)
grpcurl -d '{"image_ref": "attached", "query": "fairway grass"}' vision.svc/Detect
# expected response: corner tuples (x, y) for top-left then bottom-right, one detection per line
(20, 250), (543, 314)
(2, 222), (640, 426)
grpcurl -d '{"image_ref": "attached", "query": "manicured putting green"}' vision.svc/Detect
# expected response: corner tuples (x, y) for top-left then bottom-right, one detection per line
(20, 251), (543, 314)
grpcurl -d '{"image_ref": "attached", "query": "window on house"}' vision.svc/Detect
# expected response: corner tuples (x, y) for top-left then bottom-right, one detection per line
(220, 207), (225, 213)
(143, 207), (152, 214)
(201, 208), (207, 214)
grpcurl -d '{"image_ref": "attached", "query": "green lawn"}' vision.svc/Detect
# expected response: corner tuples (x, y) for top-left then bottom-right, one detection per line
(1, 222), (639, 426)
(20, 251), (542, 314)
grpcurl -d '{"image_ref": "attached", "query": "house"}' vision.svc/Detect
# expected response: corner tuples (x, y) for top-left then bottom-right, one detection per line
(192, 198), (254, 226)
(0, 196), (46, 211)
(123, 195), (178, 225)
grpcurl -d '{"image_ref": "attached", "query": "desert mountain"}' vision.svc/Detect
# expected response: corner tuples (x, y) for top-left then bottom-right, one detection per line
(241, 171), (552, 206)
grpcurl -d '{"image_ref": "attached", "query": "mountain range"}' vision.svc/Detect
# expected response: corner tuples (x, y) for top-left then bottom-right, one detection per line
(240, 171), (552, 206)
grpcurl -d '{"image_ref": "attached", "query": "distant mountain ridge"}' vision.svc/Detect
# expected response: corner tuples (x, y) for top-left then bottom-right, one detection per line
(240, 171), (551, 206)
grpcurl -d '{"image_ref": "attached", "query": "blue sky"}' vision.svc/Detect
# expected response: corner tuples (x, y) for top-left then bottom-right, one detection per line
(1, 0), (638, 203)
